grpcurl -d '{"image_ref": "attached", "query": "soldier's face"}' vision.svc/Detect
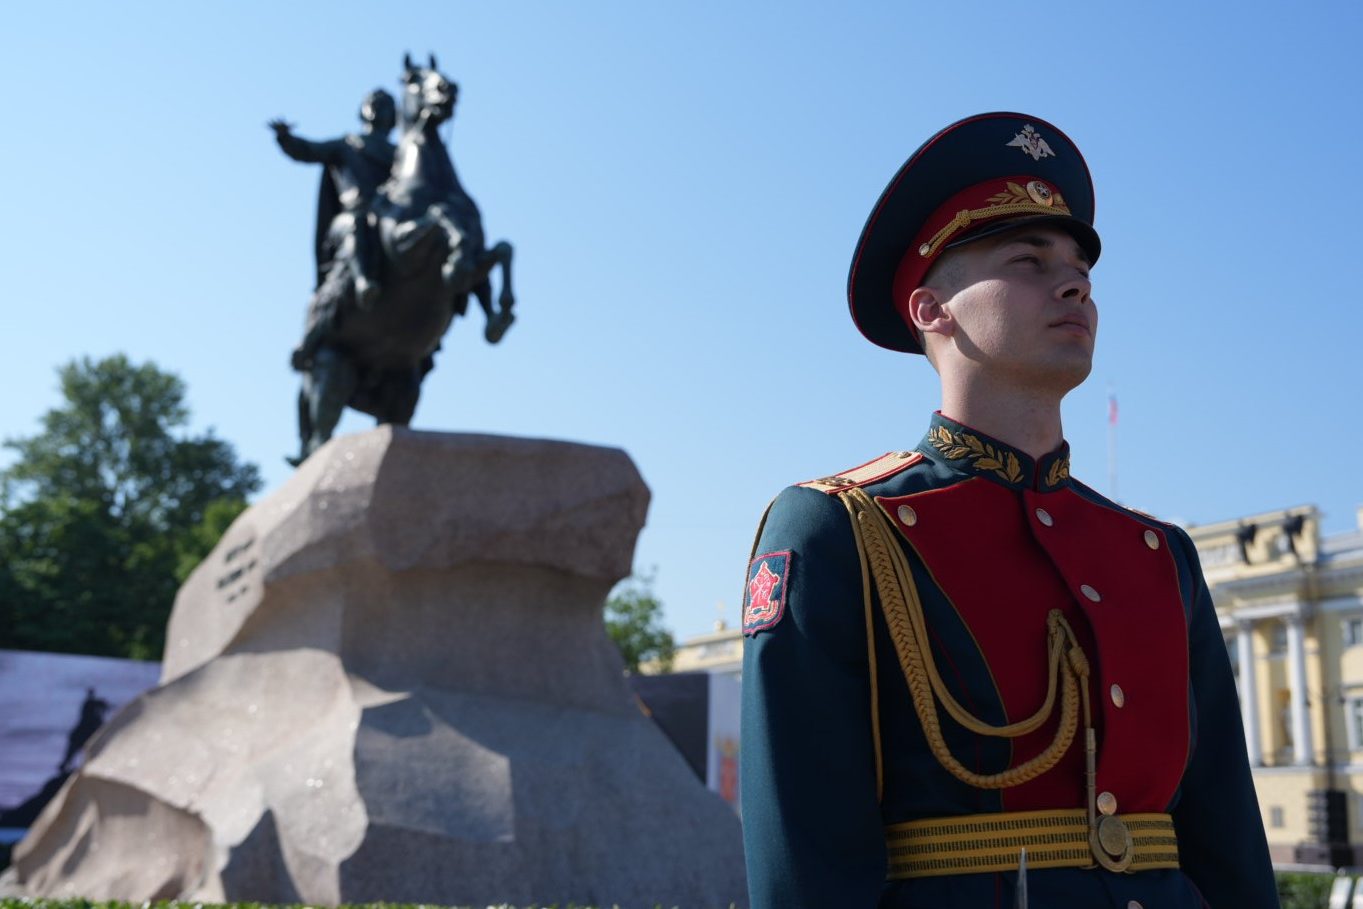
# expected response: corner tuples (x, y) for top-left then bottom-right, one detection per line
(938, 226), (1096, 391)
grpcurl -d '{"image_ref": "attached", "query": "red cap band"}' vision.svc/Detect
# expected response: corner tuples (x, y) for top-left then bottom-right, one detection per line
(890, 175), (1071, 326)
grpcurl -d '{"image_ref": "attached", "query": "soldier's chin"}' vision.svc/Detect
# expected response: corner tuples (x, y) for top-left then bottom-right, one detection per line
(1029, 350), (1093, 393)
(1059, 356), (1094, 390)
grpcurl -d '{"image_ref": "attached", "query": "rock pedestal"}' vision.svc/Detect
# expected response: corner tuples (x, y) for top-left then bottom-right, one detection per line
(6, 428), (747, 908)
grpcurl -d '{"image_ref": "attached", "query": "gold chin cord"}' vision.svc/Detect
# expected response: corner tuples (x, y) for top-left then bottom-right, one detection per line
(839, 487), (1136, 873)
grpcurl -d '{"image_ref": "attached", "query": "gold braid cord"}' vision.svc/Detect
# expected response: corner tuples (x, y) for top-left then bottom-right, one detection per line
(839, 487), (1092, 790)
(920, 190), (1072, 260)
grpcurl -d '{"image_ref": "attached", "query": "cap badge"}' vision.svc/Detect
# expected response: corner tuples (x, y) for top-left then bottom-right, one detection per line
(1007, 124), (1056, 162)
(1025, 180), (1054, 206)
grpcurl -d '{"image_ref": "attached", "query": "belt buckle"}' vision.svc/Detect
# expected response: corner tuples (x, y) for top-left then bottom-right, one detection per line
(1090, 815), (1134, 872)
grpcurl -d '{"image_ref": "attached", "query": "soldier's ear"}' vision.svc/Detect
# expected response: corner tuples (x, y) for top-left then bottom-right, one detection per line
(900, 287), (954, 343)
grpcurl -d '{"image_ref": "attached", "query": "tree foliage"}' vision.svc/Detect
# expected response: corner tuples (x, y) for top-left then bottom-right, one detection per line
(0, 355), (261, 659)
(1276, 871), (1336, 909)
(604, 570), (676, 673)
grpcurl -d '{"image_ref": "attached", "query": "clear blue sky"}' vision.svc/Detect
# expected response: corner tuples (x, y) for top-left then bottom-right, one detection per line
(3, 2), (1361, 643)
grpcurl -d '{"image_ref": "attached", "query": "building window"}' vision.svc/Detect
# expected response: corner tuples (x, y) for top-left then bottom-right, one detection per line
(1269, 806), (1285, 829)
(1348, 698), (1363, 752)
(1344, 616), (1363, 647)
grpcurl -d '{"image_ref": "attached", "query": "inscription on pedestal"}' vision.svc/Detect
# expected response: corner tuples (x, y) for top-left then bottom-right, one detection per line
(216, 536), (257, 605)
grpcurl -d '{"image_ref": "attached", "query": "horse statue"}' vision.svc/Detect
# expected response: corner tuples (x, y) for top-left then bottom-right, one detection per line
(286, 53), (514, 465)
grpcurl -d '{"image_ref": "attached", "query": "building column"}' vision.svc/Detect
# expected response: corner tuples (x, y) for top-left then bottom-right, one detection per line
(1236, 618), (1263, 766)
(1286, 613), (1315, 766)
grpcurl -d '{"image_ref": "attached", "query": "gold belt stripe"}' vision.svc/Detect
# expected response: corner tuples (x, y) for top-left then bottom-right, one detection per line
(884, 809), (1180, 879)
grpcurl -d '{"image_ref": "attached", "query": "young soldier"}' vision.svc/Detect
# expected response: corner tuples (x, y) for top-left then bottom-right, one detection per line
(739, 113), (1279, 908)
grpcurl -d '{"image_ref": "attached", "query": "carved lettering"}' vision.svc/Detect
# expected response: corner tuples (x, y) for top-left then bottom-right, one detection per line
(216, 553), (259, 596)
(225, 538), (255, 564)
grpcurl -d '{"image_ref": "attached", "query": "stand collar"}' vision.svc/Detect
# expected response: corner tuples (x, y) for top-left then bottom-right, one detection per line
(917, 412), (1071, 493)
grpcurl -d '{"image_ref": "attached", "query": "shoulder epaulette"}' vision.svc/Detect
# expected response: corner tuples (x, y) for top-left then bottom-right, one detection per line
(1073, 479), (1173, 527)
(798, 450), (924, 495)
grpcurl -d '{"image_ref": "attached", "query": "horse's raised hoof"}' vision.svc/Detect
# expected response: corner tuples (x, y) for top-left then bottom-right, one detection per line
(485, 310), (515, 344)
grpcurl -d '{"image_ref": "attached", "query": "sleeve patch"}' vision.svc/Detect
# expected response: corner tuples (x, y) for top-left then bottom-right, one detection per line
(743, 550), (791, 634)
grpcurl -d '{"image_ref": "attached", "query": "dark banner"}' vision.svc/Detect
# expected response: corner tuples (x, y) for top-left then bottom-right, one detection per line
(0, 649), (160, 840)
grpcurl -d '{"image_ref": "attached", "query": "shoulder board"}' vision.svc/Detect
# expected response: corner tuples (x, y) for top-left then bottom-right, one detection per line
(1074, 480), (1173, 527)
(798, 450), (923, 495)
(1124, 504), (1181, 532)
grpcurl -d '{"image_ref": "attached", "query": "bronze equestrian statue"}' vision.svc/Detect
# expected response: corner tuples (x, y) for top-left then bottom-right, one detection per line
(273, 54), (514, 465)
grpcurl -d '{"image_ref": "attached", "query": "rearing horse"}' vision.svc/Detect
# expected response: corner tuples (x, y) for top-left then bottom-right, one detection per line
(292, 54), (514, 465)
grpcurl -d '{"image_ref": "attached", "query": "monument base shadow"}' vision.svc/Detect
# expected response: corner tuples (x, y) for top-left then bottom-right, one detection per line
(2, 428), (746, 909)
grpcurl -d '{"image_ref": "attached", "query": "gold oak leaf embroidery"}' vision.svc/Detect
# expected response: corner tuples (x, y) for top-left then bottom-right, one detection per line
(930, 428), (1024, 483)
(984, 183), (1071, 213)
(1045, 458), (1071, 488)
(1003, 452), (1023, 483)
(987, 182), (1032, 206)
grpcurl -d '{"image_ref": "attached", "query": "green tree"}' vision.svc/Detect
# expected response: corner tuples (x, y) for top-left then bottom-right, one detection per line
(605, 570), (676, 673)
(0, 355), (261, 659)
(1276, 871), (1335, 909)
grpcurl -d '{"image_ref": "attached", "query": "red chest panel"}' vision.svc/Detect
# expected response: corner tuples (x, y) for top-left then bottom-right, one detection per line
(876, 478), (1190, 814)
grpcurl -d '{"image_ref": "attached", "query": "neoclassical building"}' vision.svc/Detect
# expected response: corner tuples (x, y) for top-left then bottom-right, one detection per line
(1192, 504), (1363, 865)
(668, 619), (742, 678)
(663, 502), (1363, 865)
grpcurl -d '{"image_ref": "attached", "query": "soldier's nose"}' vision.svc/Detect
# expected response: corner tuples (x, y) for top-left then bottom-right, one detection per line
(1059, 275), (1092, 303)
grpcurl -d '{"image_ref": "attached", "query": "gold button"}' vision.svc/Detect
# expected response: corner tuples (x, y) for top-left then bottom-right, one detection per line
(897, 505), (918, 527)
(1144, 529), (1160, 550)
(894, 450), (914, 458)
(1128, 902), (1144, 909)
(918, 243), (931, 257)
(1110, 684), (1125, 708)
(1097, 791), (1118, 815)
(1081, 584), (1101, 602)
(1034, 508), (1053, 527)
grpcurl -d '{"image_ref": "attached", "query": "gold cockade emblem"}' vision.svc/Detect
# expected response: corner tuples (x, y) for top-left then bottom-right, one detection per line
(929, 425), (1024, 484)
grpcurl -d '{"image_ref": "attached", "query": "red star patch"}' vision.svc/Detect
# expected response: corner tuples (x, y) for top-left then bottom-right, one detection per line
(748, 562), (780, 611)
(743, 551), (790, 634)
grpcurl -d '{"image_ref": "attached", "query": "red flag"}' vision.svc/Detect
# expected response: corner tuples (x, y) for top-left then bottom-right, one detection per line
(1108, 394), (1119, 426)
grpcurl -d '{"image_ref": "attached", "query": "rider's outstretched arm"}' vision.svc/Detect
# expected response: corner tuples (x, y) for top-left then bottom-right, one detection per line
(270, 121), (342, 165)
